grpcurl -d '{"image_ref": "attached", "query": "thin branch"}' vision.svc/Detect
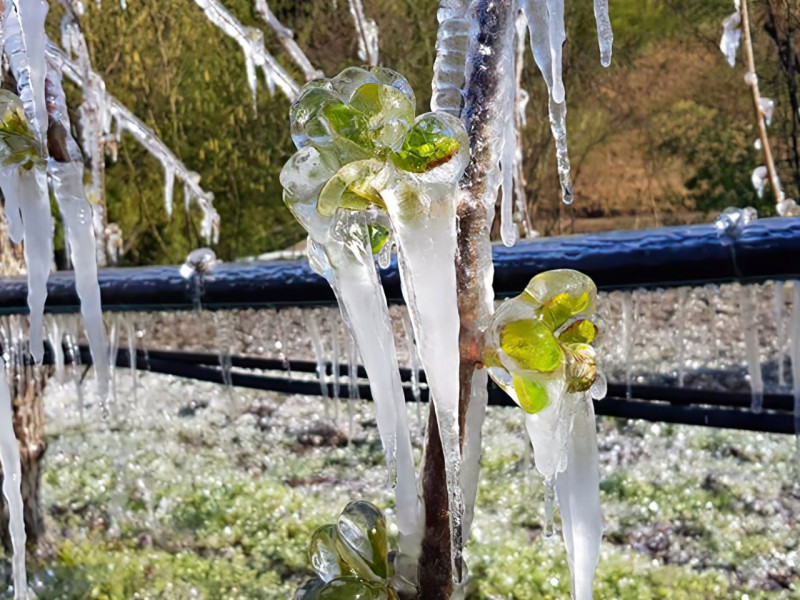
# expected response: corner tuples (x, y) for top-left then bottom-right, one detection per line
(741, 0), (783, 204)
(253, 0), (323, 81)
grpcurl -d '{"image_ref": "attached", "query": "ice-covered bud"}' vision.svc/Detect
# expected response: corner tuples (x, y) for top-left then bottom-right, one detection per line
(296, 500), (392, 598)
(751, 165), (768, 198)
(179, 247), (217, 279)
(0, 90), (45, 171)
(719, 12), (741, 67)
(759, 97), (775, 126)
(777, 198), (800, 217)
(390, 112), (469, 182)
(744, 71), (757, 86)
(483, 269), (603, 414)
(714, 206), (757, 243)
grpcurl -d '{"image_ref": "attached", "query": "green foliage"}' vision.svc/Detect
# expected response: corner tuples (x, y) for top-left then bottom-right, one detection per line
(656, 99), (771, 214)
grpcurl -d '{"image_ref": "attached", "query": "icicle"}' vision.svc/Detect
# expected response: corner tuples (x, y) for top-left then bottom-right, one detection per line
(213, 312), (234, 390)
(308, 312), (331, 405)
(522, 0), (574, 204)
(499, 11), (519, 248)
(192, 0), (300, 101)
(593, 0), (613, 67)
(621, 292), (633, 399)
(430, 1), (471, 116)
(775, 282), (786, 388)
(720, 11), (741, 67)
(542, 477), (556, 537)
(513, 13), (531, 239)
(676, 287), (687, 387)
(555, 394), (603, 600)
(163, 166), (175, 218)
(16, 168), (51, 364)
(460, 369), (488, 541)
(759, 97), (775, 126)
(49, 161), (110, 402)
(331, 317), (341, 403)
(346, 0), (379, 66)
(125, 315), (138, 402)
(345, 331), (359, 438)
(275, 310), (291, 374)
(790, 281), (800, 432)
(739, 285), (764, 413)
(751, 166), (768, 198)
(46, 316), (65, 382)
(0, 361), (27, 599)
(108, 313), (120, 407)
(377, 238), (392, 269)
(401, 310), (422, 407)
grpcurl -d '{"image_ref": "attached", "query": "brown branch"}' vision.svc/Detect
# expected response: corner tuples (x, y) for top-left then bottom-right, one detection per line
(741, 0), (783, 203)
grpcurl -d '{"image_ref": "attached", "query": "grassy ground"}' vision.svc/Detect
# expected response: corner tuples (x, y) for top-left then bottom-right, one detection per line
(18, 372), (800, 599)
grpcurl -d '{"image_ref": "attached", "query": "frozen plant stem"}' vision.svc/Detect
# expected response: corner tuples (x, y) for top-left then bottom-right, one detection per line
(740, 0), (782, 204)
(417, 1), (514, 596)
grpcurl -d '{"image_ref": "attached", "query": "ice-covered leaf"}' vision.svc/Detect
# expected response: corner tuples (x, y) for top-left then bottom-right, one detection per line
(500, 319), (563, 373)
(523, 269), (597, 319)
(318, 160), (387, 217)
(349, 83), (415, 150)
(309, 524), (353, 583)
(313, 577), (387, 599)
(335, 500), (389, 582)
(539, 292), (591, 331)
(512, 374), (550, 414)
(0, 90), (44, 170)
(558, 319), (598, 345)
(390, 113), (462, 173)
(368, 223), (390, 254)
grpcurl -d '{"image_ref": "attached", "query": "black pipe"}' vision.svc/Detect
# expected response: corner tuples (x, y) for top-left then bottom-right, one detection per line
(76, 347), (797, 435)
(1, 218), (799, 314)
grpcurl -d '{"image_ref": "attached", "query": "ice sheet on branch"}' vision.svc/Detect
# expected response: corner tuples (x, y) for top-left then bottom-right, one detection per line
(46, 44), (220, 242)
(193, 0), (299, 105)
(484, 269), (606, 599)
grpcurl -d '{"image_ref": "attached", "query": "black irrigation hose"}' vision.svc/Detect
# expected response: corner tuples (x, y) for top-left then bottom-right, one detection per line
(71, 346), (798, 435)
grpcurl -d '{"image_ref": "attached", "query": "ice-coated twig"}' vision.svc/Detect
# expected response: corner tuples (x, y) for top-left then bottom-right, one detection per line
(739, 0), (783, 207)
(46, 43), (221, 242)
(513, 10), (532, 238)
(347, 0), (379, 66)
(253, 0), (323, 81)
(193, 0), (300, 104)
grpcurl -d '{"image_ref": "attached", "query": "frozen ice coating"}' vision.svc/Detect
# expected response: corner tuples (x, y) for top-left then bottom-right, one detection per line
(430, 0), (471, 116)
(485, 269), (604, 598)
(283, 68), (475, 549)
(347, 0), (379, 67)
(593, 0), (613, 67)
(0, 361), (28, 599)
(192, 0), (300, 102)
(739, 285), (764, 413)
(714, 205), (757, 241)
(720, 11), (741, 67)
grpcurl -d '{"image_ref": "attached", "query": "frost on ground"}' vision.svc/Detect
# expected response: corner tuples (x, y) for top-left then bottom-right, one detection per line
(25, 366), (800, 599)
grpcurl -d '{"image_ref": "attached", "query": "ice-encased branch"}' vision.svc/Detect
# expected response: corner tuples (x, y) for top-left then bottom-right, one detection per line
(46, 43), (220, 242)
(347, 0), (379, 66)
(193, 0), (300, 104)
(253, 0), (323, 81)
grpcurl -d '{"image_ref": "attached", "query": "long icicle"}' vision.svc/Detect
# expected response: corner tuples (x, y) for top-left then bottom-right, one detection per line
(0, 361), (27, 599)
(45, 51), (110, 403)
